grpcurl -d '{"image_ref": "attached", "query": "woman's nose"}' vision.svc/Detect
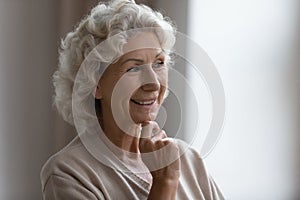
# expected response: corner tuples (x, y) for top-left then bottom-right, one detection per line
(141, 66), (160, 91)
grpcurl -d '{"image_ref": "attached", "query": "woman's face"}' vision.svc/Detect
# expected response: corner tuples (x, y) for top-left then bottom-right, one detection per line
(97, 33), (167, 125)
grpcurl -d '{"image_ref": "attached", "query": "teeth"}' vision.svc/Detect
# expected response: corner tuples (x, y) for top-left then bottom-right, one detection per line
(137, 100), (154, 105)
(131, 99), (155, 105)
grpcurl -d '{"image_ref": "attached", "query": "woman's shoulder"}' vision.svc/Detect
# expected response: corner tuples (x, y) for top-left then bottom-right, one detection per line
(174, 138), (209, 180)
(41, 136), (85, 168)
(174, 138), (204, 161)
(174, 138), (226, 199)
(40, 136), (109, 199)
(40, 136), (97, 189)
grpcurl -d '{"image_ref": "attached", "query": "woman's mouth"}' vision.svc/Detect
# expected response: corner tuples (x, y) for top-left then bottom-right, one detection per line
(130, 99), (156, 106)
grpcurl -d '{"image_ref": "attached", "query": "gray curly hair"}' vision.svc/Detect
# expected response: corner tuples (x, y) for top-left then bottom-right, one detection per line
(53, 0), (176, 125)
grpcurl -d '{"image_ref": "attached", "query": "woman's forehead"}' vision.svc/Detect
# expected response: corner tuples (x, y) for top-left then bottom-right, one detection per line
(122, 32), (161, 54)
(119, 48), (164, 61)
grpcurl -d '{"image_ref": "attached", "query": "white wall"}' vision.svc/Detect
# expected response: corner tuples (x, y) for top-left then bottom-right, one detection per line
(187, 0), (300, 199)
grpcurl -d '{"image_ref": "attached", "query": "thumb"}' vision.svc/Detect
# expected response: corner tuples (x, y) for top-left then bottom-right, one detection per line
(140, 121), (160, 139)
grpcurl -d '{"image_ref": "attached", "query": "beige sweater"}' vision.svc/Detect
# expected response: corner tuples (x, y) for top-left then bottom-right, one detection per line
(41, 136), (225, 200)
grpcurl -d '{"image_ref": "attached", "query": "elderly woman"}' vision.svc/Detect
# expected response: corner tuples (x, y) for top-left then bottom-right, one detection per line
(41, 0), (225, 199)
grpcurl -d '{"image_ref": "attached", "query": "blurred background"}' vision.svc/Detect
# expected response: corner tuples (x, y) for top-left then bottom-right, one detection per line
(0, 0), (299, 199)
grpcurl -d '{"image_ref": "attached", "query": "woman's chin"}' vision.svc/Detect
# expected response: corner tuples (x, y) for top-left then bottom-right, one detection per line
(131, 113), (157, 124)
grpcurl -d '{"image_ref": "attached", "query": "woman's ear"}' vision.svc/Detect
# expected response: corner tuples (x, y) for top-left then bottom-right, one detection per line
(94, 85), (103, 99)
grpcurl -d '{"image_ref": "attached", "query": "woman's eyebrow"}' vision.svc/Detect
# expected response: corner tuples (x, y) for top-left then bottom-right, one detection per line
(120, 58), (144, 66)
(120, 51), (164, 66)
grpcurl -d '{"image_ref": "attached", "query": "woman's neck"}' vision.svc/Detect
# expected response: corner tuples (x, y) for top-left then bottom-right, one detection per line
(101, 112), (142, 153)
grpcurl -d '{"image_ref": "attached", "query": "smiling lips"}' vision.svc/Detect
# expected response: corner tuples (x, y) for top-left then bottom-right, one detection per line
(130, 99), (156, 106)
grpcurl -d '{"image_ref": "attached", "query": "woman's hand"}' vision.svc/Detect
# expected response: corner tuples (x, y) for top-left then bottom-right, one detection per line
(139, 121), (181, 200)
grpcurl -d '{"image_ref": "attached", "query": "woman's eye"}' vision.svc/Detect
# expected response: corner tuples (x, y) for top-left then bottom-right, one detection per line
(152, 61), (165, 69)
(126, 66), (140, 72)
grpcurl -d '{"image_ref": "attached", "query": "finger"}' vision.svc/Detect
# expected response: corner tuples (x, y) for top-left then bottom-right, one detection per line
(151, 130), (167, 142)
(140, 121), (160, 139)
